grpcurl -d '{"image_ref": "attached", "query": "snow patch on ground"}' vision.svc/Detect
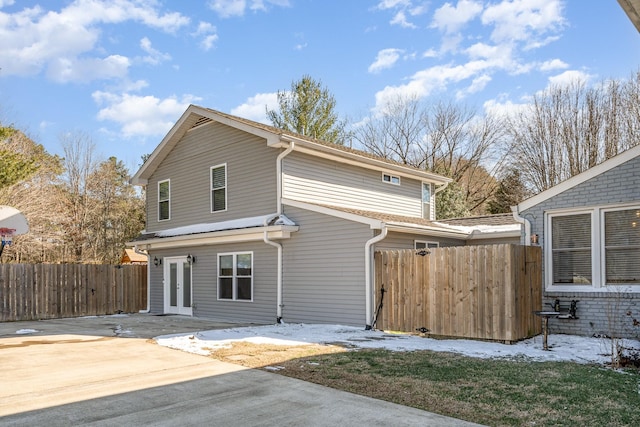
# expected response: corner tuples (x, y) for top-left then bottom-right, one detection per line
(15, 329), (38, 334)
(155, 323), (640, 365)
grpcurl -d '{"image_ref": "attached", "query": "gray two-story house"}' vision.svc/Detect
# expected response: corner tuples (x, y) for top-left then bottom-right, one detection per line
(130, 105), (519, 328)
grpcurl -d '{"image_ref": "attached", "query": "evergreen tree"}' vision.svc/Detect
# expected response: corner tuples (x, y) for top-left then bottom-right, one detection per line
(487, 168), (531, 214)
(436, 182), (470, 219)
(266, 75), (348, 144)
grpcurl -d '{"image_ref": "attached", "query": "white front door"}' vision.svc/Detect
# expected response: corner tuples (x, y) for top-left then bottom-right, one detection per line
(164, 257), (192, 316)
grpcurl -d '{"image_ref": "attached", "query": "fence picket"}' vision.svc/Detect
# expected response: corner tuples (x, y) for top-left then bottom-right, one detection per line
(374, 244), (542, 342)
(0, 264), (147, 322)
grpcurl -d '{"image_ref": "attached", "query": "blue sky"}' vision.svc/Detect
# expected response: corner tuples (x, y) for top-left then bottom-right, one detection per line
(1, 0), (639, 172)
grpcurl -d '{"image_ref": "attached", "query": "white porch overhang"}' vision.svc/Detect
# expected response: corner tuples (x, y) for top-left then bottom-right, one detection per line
(127, 213), (298, 250)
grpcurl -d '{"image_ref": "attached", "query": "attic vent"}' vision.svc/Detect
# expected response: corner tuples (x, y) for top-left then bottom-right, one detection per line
(192, 116), (212, 129)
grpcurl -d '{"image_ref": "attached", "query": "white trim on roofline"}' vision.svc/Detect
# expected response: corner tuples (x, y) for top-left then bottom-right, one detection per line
(518, 144), (640, 212)
(126, 225), (298, 250)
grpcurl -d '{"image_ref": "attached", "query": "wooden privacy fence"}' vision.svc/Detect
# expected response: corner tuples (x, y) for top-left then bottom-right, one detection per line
(374, 244), (542, 342)
(0, 264), (147, 322)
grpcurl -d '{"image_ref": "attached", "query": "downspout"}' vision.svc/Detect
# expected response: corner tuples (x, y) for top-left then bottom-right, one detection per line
(365, 225), (388, 330)
(434, 182), (449, 194)
(134, 245), (151, 313)
(511, 206), (531, 246)
(263, 140), (295, 323)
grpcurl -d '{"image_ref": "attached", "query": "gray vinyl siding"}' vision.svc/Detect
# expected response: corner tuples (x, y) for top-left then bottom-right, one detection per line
(283, 151), (425, 217)
(146, 122), (278, 233)
(376, 231), (465, 250)
(520, 154), (640, 338)
(282, 205), (373, 326)
(467, 236), (520, 245)
(148, 242), (277, 324)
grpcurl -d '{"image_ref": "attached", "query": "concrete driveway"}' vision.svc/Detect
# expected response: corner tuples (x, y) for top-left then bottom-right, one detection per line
(0, 314), (482, 426)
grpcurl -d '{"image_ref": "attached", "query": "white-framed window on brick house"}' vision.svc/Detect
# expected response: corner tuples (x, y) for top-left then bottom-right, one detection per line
(422, 182), (432, 220)
(382, 173), (400, 185)
(211, 164), (227, 212)
(549, 212), (592, 286)
(603, 207), (640, 285)
(158, 179), (170, 221)
(218, 252), (253, 301)
(546, 204), (640, 291)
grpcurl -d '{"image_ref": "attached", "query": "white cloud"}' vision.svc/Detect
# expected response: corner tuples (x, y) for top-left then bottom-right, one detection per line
(483, 97), (529, 119)
(368, 48), (404, 73)
(376, 0), (427, 28)
(539, 59), (568, 72)
(431, 0), (482, 34)
(208, 0), (290, 18)
(92, 91), (201, 137)
(0, 0), (15, 7)
(0, 1), (189, 81)
(390, 10), (417, 28)
(192, 21), (219, 51)
(140, 37), (171, 65)
(456, 74), (491, 99)
(547, 70), (592, 87)
(48, 55), (131, 83)
(482, 0), (565, 47)
(230, 92), (279, 124)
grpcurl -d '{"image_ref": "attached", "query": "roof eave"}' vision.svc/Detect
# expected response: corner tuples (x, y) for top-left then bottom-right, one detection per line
(127, 225), (298, 249)
(517, 144), (640, 212)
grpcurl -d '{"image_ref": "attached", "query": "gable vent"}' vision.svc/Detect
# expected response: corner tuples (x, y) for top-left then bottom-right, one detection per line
(191, 116), (212, 129)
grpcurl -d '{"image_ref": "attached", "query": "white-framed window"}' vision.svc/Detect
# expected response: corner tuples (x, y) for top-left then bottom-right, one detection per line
(545, 204), (640, 291)
(603, 207), (640, 285)
(218, 252), (253, 301)
(158, 179), (170, 221)
(211, 164), (227, 212)
(382, 173), (400, 185)
(422, 182), (432, 220)
(415, 240), (439, 250)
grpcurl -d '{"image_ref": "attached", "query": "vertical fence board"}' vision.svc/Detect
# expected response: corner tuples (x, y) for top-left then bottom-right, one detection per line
(375, 244), (542, 342)
(0, 264), (147, 322)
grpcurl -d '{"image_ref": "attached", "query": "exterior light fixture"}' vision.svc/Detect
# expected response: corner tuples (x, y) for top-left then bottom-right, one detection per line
(531, 234), (539, 245)
(187, 254), (196, 264)
(153, 256), (162, 267)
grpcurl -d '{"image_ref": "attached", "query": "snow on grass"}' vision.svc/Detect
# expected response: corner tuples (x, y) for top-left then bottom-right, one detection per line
(15, 329), (38, 334)
(155, 323), (640, 365)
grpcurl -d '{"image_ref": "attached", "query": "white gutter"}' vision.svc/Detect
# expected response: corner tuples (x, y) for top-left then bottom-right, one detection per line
(263, 140), (296, 323)
(134, 245), (151, 313)
(365, 225), (388, 330)
(434, 182), (449, 194)
(511, 206), (531, 246)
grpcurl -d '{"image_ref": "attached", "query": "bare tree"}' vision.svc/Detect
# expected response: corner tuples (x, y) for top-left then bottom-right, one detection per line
(354, 95), (506, 214)
(508, 71), (640, 193)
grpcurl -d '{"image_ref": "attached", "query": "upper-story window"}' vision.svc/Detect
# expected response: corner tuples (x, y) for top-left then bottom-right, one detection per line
(382, 173), (400, 185)
(158, 179), (170, 221)
(211, 164), (227, 212)
(422, 182), (432, 220)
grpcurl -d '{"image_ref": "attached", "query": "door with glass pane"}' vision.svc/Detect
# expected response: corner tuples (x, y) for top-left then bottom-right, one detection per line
(164, 257), (192, 315)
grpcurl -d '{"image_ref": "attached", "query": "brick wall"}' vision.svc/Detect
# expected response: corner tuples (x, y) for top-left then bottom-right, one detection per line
(521, 154), (640, 338)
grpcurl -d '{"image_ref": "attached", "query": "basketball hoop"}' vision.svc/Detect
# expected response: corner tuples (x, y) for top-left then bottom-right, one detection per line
(0, 227), (15, 251)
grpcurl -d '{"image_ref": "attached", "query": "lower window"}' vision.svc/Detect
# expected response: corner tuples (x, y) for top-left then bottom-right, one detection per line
(218, 252), (253, 301)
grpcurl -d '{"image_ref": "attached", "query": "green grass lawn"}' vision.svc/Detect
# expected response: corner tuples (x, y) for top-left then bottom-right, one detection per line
(272, 349), (640, 426)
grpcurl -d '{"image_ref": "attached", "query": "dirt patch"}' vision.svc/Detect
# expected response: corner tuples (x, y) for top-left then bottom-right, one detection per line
(207, 341), (346, 368)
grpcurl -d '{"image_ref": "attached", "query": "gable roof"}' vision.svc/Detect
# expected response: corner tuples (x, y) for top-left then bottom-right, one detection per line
(283, 199), (520, 239)
(131, 105), (451, 186)
(517, 144), (640, 212)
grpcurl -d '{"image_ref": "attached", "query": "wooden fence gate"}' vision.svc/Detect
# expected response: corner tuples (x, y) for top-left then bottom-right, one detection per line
(374, 244), (542, 342)
(0, 264), (147, 322)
